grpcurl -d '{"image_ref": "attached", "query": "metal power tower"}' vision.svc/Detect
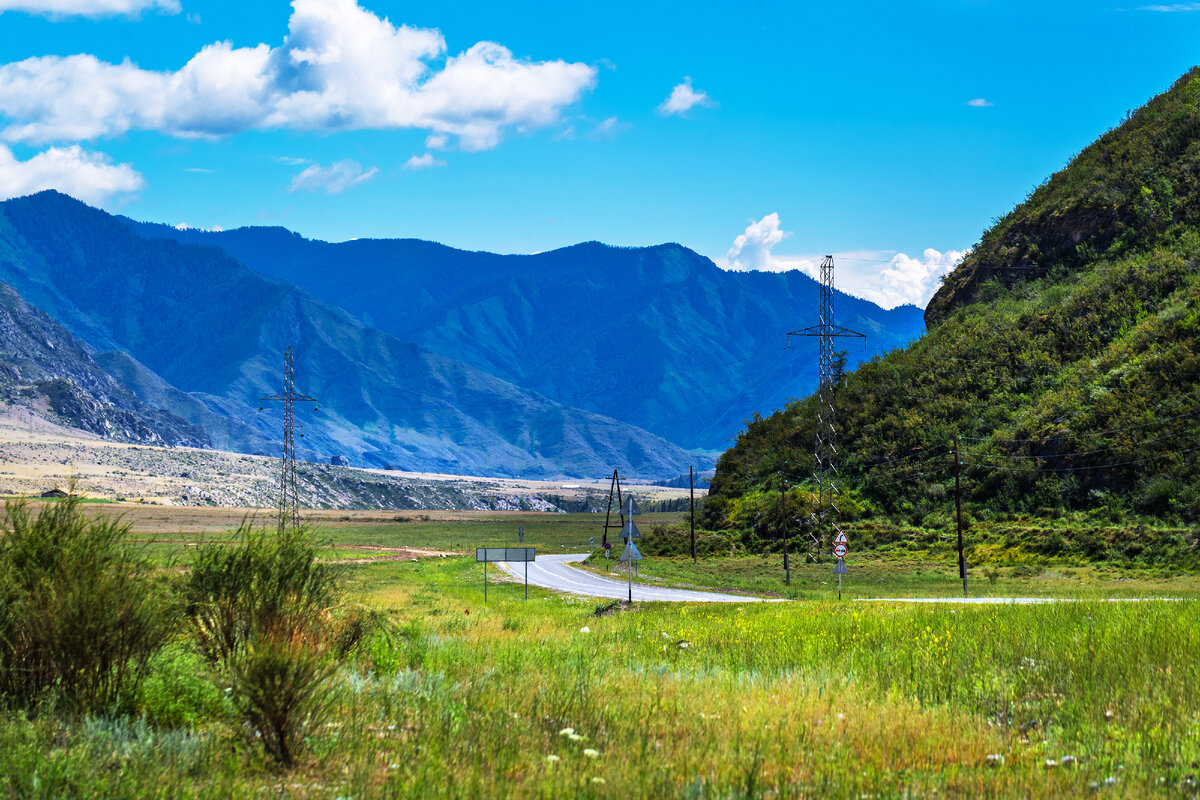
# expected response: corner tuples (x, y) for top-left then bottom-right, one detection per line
(260, 346), (318, 532)
(789, 256), (864, 561)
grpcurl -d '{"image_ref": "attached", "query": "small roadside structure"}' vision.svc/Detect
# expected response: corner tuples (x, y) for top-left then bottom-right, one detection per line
(40, 488), (69, 498)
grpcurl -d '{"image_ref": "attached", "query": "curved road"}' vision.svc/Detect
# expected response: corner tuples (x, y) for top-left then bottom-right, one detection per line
(496, 553), (779, 603)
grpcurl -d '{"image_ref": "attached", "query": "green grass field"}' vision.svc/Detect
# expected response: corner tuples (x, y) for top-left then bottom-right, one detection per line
(2, 509), (1198, 798)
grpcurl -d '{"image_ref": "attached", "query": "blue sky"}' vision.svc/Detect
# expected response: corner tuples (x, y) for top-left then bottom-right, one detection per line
(1, 0), (1200, 308)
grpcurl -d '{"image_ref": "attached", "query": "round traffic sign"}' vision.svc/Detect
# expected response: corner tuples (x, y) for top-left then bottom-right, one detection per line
(833, 543), (848, 558)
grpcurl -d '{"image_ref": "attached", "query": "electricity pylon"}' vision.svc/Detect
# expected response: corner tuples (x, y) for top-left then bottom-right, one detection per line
(260, 346), (317, 532)
(789, 256), (864, 561)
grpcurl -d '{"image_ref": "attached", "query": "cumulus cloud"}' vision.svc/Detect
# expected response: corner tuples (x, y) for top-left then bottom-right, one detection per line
(0, 0), (597, 149)
(657, 77), (713, 116)
(0, 143), (143, 205)
(0, 0), (178, 17)
(719, 212), (965, 308)
(288, 159), (377, 193)
(966, 98), (994, 107)
(724, 212), (789, 270)
(402, 152), (444, 170)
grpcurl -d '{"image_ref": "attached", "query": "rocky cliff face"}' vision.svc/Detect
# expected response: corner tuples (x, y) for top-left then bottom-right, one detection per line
(0, 281), (209, 447)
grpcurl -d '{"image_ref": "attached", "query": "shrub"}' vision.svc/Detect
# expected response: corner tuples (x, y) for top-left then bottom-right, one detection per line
(184, 522), (345, 766)
(0, 496), (172, 713)
(184, 522), (341, 670)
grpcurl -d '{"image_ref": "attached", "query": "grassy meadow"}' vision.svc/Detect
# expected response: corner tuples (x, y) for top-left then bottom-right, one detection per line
(1, 504), (1198, 798)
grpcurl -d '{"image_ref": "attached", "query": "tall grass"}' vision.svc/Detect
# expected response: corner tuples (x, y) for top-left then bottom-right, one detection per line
(0, 497), (172, 713)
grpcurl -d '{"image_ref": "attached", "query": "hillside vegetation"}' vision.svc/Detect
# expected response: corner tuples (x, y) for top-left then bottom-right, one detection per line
(706, 67), (1200, 539)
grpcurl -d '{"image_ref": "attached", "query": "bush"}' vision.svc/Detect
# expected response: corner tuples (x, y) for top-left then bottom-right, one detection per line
(0, 497), (173, 713)
(184, 522), (341, 670)
(184, 522), (345, 766)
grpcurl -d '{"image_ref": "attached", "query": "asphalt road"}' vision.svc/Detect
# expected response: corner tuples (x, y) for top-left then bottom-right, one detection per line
(495, 553), (779, 603)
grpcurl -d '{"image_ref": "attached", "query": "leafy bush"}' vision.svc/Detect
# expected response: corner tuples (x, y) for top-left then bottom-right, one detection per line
(184, 522), (345, 766)
(0, 497), (173, 713)
(232, 634), (334, 767)
(184, 522), (341, 670)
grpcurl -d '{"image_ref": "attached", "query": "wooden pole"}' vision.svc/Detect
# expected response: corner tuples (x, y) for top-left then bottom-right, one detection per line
(955, 435), (968, 598)
(781, 471), (790, 586)
(689, 465), (697, 563)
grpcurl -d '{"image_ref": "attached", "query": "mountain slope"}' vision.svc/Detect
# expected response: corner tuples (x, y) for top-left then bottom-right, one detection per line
(706, 67), (1200, 529)
(0, 281), (209, 447)
(0, 191), (702, 479)
(130, 223), (926, 450)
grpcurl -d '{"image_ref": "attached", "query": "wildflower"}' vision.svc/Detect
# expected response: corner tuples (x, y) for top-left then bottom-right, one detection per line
(1061, 755), (1078, 767)
(584, 749), (599, 758)
(1045, 759), (1058, 769)
(569, 732), (585, 741)
(591, 777), (606, 784)
(679, 641), (690, 648)
(580, 626), (590, 633)
(985, 754), (1005, 766)
(559, 728), (575, 736)
(546, 754), (560, 763)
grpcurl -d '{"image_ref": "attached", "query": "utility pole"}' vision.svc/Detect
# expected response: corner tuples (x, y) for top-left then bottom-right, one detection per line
(954, 435), (968, 597)
(689, 465), (697, 563)
(790, 256), (865, 563)
(780, 469), (790, 585)
(260, 346), (318, 533)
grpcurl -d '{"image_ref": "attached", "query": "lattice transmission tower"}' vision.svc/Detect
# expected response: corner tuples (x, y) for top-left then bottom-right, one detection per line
(260, 346), (318, 532)
(789, 256), (864, 561)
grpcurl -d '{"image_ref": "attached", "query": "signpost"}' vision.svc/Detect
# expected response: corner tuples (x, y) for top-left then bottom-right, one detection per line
(476, 547), (536, 601)
(832, 531), (848, 600)
(518, 525), (524, 543)
(604, 541), (611, 568)
(618, 539), (643, 602)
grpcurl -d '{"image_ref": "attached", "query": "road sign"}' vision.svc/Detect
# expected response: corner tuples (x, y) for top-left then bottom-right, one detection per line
(833, 558), (848, 575)
(618, 541), (643, 562)
(833, 543), (847, 558)
(834, 531), (848, 545)
(476, 547), (536, 562)
(476, 548), (537, 603)
(604, 541), (611, 550)
(620, 518), (642, 540)
(589, 537), (595, 544)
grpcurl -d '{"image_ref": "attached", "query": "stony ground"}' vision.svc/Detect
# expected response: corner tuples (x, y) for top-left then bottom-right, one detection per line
(0, 405), (695, 512)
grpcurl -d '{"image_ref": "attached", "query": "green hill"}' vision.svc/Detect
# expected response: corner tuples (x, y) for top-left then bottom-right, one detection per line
(706, 67), (1200, 545)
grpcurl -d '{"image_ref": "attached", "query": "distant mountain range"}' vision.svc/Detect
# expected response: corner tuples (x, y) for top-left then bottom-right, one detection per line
(131, 221), (927, 450)
(0, 190), (925, 479)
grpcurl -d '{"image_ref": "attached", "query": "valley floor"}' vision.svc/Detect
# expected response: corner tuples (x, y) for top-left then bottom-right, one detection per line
(0, 406), (693, 511)
(2, 507), (1196, 798)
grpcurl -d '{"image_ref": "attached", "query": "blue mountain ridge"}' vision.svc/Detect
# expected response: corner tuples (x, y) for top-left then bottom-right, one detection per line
(0, 191), (704, 479)
(131, 221), (927, 451)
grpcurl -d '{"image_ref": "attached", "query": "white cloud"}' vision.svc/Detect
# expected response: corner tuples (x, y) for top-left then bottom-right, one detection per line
(657, 77), (713, 116)
(402, 152), (444, 170)
(0, 0), (178, 17)
(0, 0), (597, 149)
(719, 212), (965, 309)
(966, 98), (994, 107)
(0, 143), (143, 205)
(1138, 3), (1200, 9)
(288, 158), (377, 193)
(724, 212), (789, 270)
